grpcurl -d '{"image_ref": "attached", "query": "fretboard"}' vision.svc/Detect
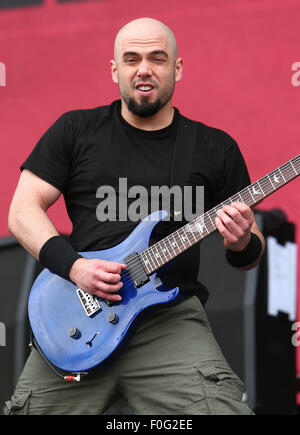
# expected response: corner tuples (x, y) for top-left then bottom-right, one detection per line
(139, 154), (300, 275)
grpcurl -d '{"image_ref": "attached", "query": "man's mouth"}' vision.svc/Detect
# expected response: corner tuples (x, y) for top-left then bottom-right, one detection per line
(135, 83), (155, 95)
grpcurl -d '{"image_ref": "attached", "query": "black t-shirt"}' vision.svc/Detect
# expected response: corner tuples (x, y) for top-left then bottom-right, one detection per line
(21, 100), (250, 304)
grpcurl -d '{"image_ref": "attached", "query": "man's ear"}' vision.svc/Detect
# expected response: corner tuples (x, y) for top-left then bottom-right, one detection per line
(110, 59), (118, 84)
(175, 57), (183, 83)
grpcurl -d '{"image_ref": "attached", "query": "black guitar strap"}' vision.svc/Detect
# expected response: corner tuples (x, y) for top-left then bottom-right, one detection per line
(169, 115), (199, 217)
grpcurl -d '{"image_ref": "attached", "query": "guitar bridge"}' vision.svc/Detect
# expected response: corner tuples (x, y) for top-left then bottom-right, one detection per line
(76, 288), (101, 317)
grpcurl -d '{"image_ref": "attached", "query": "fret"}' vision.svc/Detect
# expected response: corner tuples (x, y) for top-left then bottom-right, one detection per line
(153, 246), (163, 266)
(180, 225), (192, 248)
(157, 239), (168, 263)
(193, 222), (203, 240)
(290, 160), (298, 175)
(204, 212), (215, 233)
(292, 156), (300, 173)
(203, 215), (210, 234)
(177, 234), (185, 252)
(194, 220), (203, 240)
(181, 226), (192, 247)
(140, 254), (150, 274)
(267, 174), (275, 191)
(168, 236), (178, 257)
(186, 222), (198, 243)
(149, 246), (161, 269)
(278, 167), (286, 183)
(162, 238), (171, 261)
(178, 229), (189, 247)
(239, 189), (252, 207)
(206, 211), (215, 231)
(148, 246), (160, 269)
(281, 161), (295, 182)
(249, 182), (264, 201)
(176, 230), (186, 252)
(247, 186), (256, 204)
(238, 192), (245, 204)
(271, 169), (283, 186)
(195, 216), (207, 237)
(171, 232), (180, 253)
(172, 235), (182, 254)
(224, 196), (234, 205)
(158, 240), (169, 263)
(256, 180), (266, 197)
(141, 253), (153, 273)
(150, 245), (160, 267)
(177, 231), (184, 246)
(259, 176), (273, 197)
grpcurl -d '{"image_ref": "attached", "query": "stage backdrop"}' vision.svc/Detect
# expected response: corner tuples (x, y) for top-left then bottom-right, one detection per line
(1, 0), (299, 398)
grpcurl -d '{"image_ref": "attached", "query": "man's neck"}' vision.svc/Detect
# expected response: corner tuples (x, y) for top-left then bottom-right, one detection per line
(120, 100), (175, 131)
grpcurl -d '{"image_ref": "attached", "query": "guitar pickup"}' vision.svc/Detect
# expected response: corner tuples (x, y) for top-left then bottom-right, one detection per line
(76, 288), (101, 317)
(124, 252), (150, 288)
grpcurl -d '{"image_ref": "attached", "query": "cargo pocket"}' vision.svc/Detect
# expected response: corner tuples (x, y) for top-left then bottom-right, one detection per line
(196, 362), (244, 399)
(195, 362), (252, 415)
(5, 390), (31, 415)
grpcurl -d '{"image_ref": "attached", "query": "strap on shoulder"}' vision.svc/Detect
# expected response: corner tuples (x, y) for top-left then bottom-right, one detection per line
(170, 116), (198, 188)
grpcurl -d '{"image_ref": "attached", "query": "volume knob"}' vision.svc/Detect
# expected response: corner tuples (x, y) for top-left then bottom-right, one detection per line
(68, 327), (80, 339)
(107, 312), (119, 324)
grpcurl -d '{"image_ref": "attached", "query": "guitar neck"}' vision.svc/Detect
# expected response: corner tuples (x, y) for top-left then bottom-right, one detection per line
(140, 154), (300, 275)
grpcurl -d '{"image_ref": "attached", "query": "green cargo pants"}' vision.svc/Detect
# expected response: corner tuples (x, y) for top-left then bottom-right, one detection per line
(6, 295), (254, 415)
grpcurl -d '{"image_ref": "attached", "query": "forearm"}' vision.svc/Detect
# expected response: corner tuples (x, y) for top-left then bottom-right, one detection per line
(8, 201), (59, 260)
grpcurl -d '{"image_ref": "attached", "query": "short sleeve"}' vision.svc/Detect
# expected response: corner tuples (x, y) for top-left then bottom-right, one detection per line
(21, 113), (73, 193)
(211, 133), (251, 207)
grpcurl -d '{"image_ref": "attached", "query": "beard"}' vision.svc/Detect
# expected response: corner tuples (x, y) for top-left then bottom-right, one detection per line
(127, 97), (163, 118)
(119, 78), (175, 118)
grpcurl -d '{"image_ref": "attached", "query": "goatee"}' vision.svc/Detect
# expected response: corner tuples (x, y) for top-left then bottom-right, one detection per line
(127, 98), (163, 118)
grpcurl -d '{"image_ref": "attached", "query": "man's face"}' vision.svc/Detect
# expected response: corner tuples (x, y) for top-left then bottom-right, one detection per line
(111, 26), (182, 118)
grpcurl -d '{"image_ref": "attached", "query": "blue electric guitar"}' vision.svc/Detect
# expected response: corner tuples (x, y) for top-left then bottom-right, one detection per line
(28, 155), (300, 376)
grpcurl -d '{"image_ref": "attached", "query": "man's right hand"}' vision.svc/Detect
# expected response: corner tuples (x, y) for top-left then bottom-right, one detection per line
(69, 258), (127, 302)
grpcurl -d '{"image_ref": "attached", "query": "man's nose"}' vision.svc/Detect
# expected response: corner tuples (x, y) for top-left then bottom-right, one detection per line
(137, 60), (152, 77)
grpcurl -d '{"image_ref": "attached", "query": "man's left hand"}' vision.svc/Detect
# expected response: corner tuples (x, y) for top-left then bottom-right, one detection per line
(215, 202), (254, 251)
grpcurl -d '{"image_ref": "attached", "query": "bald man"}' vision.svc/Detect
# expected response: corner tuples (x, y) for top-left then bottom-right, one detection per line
(6, 18), (263, 415)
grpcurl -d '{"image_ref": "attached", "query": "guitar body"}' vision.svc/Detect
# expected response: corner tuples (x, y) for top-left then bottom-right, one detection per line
(28, 211), (179, 373)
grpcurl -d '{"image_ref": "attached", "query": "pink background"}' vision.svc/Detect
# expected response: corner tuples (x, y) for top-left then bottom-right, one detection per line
(0, 0), (299, 400)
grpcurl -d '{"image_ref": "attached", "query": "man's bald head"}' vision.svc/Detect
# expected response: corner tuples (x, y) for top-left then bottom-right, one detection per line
(114, 17), (178, 62)
(110, 17), (182, 122)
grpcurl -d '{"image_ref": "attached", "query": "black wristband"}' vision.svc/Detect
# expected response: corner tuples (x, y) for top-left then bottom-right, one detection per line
(39, 235), (83, 280)
(225, 233), (262, 268)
